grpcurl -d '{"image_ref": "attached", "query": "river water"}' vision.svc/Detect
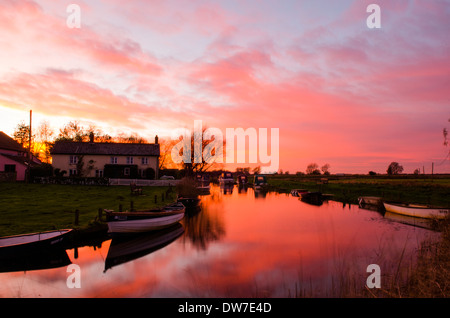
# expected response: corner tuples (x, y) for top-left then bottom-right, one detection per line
(0, 185), (439, 298)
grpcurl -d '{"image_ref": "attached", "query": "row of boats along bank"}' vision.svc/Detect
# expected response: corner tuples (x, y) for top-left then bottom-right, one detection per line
(291, 190), (449, 220)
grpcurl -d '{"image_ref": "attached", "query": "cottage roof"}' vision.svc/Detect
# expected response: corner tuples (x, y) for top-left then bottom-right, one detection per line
(0, 131), (27, 152)
(0, 153), (41, 167)
(51, 141), (160, 156)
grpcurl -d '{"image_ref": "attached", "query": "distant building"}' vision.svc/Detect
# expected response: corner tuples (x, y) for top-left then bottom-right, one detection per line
(50, 135), (160, 179)
(0, 131), (41, 181)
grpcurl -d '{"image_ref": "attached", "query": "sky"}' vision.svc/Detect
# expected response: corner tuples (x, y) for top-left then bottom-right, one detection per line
(0, 0), (449, 174)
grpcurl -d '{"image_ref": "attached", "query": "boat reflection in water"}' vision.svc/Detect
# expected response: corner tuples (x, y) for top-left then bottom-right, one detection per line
(358, 200), (437, 231)
(220, 183), (234, 195)
(104, 223), (184, 272)
(383, 212), (436, 231)
(0, 229), (73, 273)
(0, 248), (72, 273)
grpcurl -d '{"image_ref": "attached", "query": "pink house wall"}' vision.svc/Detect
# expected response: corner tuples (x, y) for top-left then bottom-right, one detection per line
(0, 154), (26, 181)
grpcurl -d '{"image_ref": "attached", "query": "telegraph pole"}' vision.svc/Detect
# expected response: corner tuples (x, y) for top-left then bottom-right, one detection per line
(27, 110), (32, 183)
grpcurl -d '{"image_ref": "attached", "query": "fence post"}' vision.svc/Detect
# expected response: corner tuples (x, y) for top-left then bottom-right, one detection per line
(74, 209), (79, 226)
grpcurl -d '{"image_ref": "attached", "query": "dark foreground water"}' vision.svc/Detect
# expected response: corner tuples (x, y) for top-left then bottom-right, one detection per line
(0, 185), (439, 297)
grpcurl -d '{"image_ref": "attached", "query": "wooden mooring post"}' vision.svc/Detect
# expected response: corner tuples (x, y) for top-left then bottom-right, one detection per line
(74, 209), (79, 226)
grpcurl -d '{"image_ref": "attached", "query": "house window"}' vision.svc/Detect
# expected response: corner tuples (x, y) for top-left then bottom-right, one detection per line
(126, 156), (134, 164)
(69, 155), (78, 165)
(69, 169), (77, 176)
(141, 157), (149, 165)
(4, 164), (16, 172)
(95, 169), (104, 178)
(124, 167), (130, 176)
(110, 157), (118, 164)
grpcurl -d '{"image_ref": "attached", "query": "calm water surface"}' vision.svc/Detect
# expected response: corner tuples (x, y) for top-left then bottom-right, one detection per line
(0, 185), (439, 297)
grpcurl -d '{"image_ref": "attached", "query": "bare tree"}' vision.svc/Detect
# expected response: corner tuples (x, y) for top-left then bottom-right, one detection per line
(306, 163), (321, 175)
(172, 125), (224, 176)
(158, 138), (179, 170)
(13, 121), (31, 149)
(34, 121), (54, 163)
(321, 163), (330, 175)
(56, 121), (88, 142)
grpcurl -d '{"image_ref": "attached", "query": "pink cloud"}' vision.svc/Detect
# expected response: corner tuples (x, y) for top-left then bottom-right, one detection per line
(0, 0), (448, 174)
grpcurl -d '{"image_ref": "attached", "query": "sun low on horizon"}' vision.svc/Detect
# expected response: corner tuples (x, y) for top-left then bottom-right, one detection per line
(0, 0), (449, 174)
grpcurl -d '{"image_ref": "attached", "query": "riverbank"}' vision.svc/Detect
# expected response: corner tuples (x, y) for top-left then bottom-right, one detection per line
(1, 177), (449, 298)
(0, 183), (176, 237)
(265, 174), (450, 207)
(265, 174), (450, 297)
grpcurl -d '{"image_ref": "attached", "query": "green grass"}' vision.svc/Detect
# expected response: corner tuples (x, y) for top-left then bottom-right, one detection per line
(0, 183), (176, 237)
(266, 175), (450, 207)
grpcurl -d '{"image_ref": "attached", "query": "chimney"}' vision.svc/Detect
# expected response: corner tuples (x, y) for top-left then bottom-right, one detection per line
(89, 132), (94, 143)
(155, 135), (159, 144)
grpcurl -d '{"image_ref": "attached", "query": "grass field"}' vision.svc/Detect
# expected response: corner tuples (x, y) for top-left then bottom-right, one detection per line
(0, 183), (176, 237)
(265, 174), (450, 207)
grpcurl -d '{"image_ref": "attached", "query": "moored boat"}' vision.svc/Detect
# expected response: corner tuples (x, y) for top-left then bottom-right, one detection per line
(105, 202), (186, 234)
(383, 202), (450, 219)
(177, 196), (201, 209)
(358, 196), (383, 206)
(219, 172), (234, 184)
(253, 174), (267, 189)
(237, 174), (248, 185)
(300, 191), (324, 206)
(291, 189), (308, 197)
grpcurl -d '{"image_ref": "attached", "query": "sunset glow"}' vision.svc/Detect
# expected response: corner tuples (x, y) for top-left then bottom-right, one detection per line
(0, 0), (449, 174)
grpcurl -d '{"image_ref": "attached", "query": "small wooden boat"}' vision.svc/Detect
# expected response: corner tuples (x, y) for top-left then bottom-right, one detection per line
(219, 172), (234, 184)
(0, 229), (73, 259)
(358, 196), (383, 206)
(177, 196), (201, 209)
(196, 184), (211, 193)
(300, 191), (324, 205)
(105, 202), (186, 234)
(291, 189), (308, 197)
(196, 173), (211, 193)
(253, 174), (267, 189)
(383, 202), (450, 219)
(237, 174), (248, 185)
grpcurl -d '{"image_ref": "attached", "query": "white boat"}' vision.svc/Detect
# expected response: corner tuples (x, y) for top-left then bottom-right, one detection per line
(105, 203), (185, 234)
(0, 229), (73, 260)
(383, 202), (450, 219)
(219, 172), (234, 184)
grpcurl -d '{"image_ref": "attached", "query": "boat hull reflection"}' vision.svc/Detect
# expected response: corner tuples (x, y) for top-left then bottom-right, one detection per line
(104, 223), (184, 272)
(0, 249), (71, 273)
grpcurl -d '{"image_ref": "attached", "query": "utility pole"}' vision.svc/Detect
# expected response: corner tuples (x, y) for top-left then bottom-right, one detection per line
(431, 162), (434, 182)
(27, 110), (32, 183)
